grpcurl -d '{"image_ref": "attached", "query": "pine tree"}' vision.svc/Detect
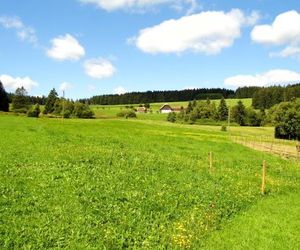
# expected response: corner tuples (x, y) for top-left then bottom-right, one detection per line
(186, 101), (193, 113)
(12, 87), (29, 113)
(0, 80), (9, 112)
(44, 88), (58, 114)
(218, 97), (228, 121)
(234, 100), (246, 126)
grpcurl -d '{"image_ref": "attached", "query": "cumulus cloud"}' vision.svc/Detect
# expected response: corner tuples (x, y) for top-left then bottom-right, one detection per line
(270, 46), (300, 58)
(0, 16), (37, 44)
(114, 86), (127, 95)
(224, 69), (300, 87)
(0, 74), (39, 91)
(84, 58), (116, 79)
(251, 10), (300, 58)
(79, 0), (199, 13)
(132, 9), (258, 55)
(46, 34), (85, 61)
(59, 82), (73, 92)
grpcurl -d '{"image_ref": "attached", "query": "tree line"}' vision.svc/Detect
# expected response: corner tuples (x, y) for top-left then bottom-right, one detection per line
(80, 88), (235, 105)
(167, 98), (300, 140)
(4, 83), (300, 111)
(167, 98), (264, 127)
(0, 82), (94, 119)
(80, 84), (300, 108)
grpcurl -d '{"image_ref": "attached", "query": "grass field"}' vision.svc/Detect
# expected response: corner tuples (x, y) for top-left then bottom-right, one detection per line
(0, 114), (299, 249)
(91, 98), (252, 119)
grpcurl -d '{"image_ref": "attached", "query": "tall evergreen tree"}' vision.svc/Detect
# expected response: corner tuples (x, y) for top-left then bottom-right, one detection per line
(186, 101), (193, 113)
(233, 100), (246, 126)
(218, 97), (228, 121)
(0, 80), (9, 112)
(44, 88), (58, 114)
(12, 87), (29, 113)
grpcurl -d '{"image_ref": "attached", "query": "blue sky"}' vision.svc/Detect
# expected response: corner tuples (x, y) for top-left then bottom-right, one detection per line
(0, 0), (300, 99)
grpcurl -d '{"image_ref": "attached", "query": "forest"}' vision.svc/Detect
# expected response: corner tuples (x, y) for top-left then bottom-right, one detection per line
(84, 84), (300, 108)
(5, 84), (300, 110)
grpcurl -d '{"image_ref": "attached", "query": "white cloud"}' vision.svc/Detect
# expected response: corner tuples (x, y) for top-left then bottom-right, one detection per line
(59, 82), (73, 91)
(46, 34), (85, 61)
(251, 10), (300, 58)
(114, 86), (127, 95)
(224, 69), (300, 87)
(132, 9), (257, 55)
(246, 11), (260, 26)
(270, 46), (300, 58)
(0, 16), (37, 44)
(79, 0), (199, 13)
(0, 74), (39, 91)
(84, 58), (116, 79)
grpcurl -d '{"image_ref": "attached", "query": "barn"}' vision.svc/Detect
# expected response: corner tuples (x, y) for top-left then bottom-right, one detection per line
(159, 104), (173, 113)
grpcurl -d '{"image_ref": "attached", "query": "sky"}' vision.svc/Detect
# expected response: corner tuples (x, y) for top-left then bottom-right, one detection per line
(0, 0), (300, 99)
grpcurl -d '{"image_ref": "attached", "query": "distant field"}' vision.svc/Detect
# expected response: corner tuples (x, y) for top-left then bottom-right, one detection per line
(0, 114), (299, 248)
(91, 98), (252, 119)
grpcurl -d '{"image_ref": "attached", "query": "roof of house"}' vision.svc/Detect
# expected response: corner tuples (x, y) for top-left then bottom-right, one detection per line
(159, 104), (173, 110)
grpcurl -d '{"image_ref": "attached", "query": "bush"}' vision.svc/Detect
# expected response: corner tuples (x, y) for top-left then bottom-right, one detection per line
(62, 110), (72, 118)
(73, 102), (94, 119)
(221, 125), (227, 131)
(167, 112), (176, 123)
(117, 110), (137, 118)
(27, 104), (41, 118)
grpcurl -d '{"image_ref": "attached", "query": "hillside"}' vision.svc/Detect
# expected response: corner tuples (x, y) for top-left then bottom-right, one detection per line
(0, 115), (299, 248)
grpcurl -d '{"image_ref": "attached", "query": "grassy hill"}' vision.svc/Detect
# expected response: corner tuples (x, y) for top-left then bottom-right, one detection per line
(91, 98), (252, 119)
(0, 114), (299, 248)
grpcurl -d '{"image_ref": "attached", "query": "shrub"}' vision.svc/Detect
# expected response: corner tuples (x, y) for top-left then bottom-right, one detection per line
(63, 110), (72, 118)
(117, 110), (136, 118)
(167, 112), (176, 123)
(27, 104), (41, 118)
(221, 125), (227, 131)
(73, 102), (94, 119)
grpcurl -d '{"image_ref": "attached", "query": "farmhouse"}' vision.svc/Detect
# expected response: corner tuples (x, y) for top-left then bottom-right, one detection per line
(137, 107), (147, 113)
(159, 104), (173, 113)
(159, 104), (183, 113)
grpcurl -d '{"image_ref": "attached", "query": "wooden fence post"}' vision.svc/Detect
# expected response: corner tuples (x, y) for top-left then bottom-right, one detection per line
(270, 140), (273, 153)
(209, 151), (213, 171)
(261, 160), (266, 195)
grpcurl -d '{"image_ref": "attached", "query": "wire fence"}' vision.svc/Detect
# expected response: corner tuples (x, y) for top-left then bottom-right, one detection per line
(230, 135), (300, 159)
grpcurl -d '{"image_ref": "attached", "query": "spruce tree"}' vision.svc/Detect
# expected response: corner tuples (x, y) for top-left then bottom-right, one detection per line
(44, 88), (58, 114)
(218, 97), (228, 121)
(234, 100), (246, 126)
(12, 87), (30, 113)
(186, 101), (193, 113)
(0, 80), (9, 112)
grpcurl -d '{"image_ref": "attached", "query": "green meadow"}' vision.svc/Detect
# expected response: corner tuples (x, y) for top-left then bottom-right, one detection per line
(0, 114), (299, 249)
(91, 98), (252, 119)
